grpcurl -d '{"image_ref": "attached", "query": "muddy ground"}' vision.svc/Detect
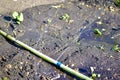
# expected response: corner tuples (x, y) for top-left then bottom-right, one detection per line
(0, 0), (64, 14)
(0, 0), (120, 80)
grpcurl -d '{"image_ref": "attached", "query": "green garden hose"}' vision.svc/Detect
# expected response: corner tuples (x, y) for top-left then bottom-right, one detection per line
(0, 29), (93, 80)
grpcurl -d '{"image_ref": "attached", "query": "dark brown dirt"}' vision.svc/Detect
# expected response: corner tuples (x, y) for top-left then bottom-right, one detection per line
(0, 0), (120, 80)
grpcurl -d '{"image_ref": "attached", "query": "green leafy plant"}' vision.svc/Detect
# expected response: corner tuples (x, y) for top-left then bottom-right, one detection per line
(112, 44), (120, 52)
(94, 28), (102, 36)
(115, 0), (120, 7)
(12, 11), (24, 24)
(90, 67), (101, 80)
(59, 13), (70, 22)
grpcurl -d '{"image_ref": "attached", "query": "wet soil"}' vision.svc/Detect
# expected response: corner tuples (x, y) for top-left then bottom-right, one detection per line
(0, 0), (120, 80)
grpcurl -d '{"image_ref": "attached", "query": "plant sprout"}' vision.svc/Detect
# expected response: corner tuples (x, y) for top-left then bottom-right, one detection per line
(94, 28), (102, 36)
(2, 77), (9, 80)
(98, 45), (104, 51)
(59, 13), (70, 22)
(90, 67), (101, 79)
(112, 44), (120, 52)
(47, 19), (52, 24)
(12, 11), (24, 24)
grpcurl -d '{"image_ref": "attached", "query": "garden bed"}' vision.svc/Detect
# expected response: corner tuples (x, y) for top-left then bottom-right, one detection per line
(0, 0), (120, 80)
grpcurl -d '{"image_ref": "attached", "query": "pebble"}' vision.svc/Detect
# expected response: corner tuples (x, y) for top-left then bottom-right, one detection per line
(96, 21), (102, 24)
(102, 28), (106, 32)
(107, 68), (111, 71)
(19, 66), (23, 70)
(97, 17), (101, 19)
(80, 2), (85, 6)
(20, 62), (23, 65)
(13, 0), (17, 1)
(26, 72), (30, 77)
(6, 64), (12, 69)
(109, 6), (115, 12)
(71, 64), (75, 67)
(18, 30), (24, 33)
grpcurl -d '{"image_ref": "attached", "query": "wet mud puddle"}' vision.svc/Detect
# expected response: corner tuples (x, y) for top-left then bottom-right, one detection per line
(78, 19), (119, 45)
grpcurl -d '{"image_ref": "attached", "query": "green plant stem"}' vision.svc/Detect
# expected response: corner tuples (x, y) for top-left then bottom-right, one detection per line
(0, 29), (92, 80)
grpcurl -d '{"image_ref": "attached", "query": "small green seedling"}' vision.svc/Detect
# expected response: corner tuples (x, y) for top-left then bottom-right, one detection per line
(115, 0), (120, 7)
(112, 44), (120, 52)
(94, 28), (102, 36)
(59, 13), (70, 22)
(90, 67), (101, 80)
(47, 19), (52, 24)
(12, 11), (24, 24)
(2, 77), (9, 80)
(98, 45), (104, 51)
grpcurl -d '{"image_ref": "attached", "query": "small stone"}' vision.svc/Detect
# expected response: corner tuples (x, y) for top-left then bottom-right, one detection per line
(102, 28), (106, 32)
(20, 62), (23, 64)
(86, 5), (89, 7)
(111, 37), (114, 39)
(80, 2), (85, 6)
(109, 6), (115, 12)
(19, 66), (23, 70)
(74, 68), (79, 72)
(13, 0), (17, 1)
(71, 64), (75, 67)
(107, 68), (111, 71)
(26, 72), (30, 77)
(96, 21), (102, 24)
(98, 17), (101, 19)
(38, 12), (41, 14)
(6, 64), (12, 69)
(44, 30), (48, 33)
(97, 74), (101, 77)
(18, 30), (24, 33)
(40, 75), (47, 80)
(69, 20), (74, 24)
(98, 7), (101, 10)
(110, 55), (113, 58)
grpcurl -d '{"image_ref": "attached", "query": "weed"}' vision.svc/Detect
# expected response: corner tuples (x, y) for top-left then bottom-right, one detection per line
(43, 19), (52, 24)
(47, 19), (52, 24)
(90, 67), (101, 80)
(98, 45), (104, 51)
(59, 13), (70, 22)
(12, 11), (24, 24)
(94, 28), (102, 36)
(112, 44), (120, 52)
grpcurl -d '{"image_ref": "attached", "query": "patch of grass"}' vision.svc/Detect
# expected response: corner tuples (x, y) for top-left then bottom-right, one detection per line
(12, 11), (24, 24)
(112, 44), (120, 52)
(94, 28), (102, 36)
